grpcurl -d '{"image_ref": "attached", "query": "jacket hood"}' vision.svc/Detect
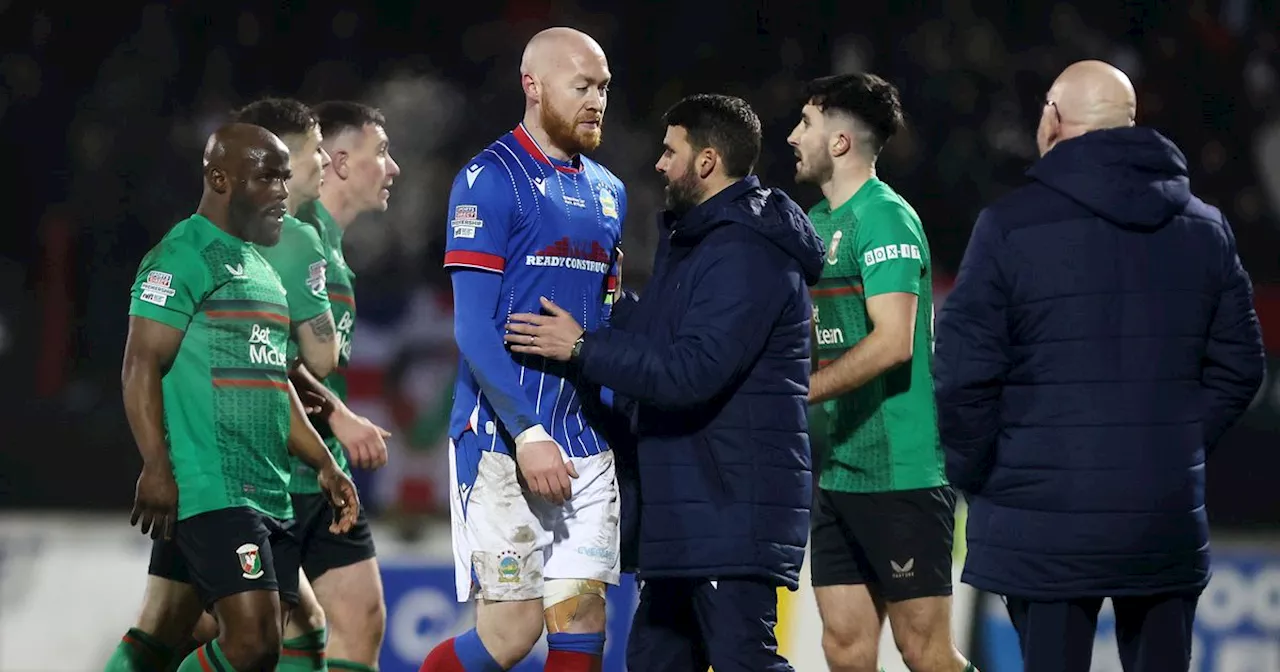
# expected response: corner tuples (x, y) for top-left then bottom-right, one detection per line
(666, 176), (826, 285)
(1028, 127), (1192, 230)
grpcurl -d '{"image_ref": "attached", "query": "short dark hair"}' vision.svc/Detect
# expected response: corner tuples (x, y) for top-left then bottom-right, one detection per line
(661, 94), (761, 179)
(230, 97), (316, 141)
(804, 73), (905, 156)
(311, 101), (387, 142)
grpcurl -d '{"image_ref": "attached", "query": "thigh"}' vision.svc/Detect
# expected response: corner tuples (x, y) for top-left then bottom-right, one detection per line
(267, 517), (301, 607)
(626, 579), (708, 672)
(292, 492), (378, 581)
(135, 574), (206, 648)
(696, 578), (794, 672)
(1112, 592), (1200, 672)
(539, 451), (621, 586)
(846, 487), (957, 603)
(814, 583), (885, 645)
(310, 557), (385, 627)
(809, 488), (874, 589)
(148, 536), (192, 585)
(1004, 596), (1102, 672)
(175, 507), (282, 609)
(452, 440), (550, 603)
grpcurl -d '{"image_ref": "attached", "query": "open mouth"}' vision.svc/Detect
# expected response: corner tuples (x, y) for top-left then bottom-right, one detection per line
(266, 205), (287, 221)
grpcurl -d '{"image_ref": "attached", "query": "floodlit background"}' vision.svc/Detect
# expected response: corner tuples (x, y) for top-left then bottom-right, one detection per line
(0, 1), (1278, 670)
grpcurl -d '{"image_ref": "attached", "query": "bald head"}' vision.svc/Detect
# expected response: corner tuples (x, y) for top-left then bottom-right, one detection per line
(518, 27), (611, 158)
(199, 123), (291, 245)
(1037, 60), (1137, 155)
(203, 123), (290, 177)
(520, 27), (606, 80)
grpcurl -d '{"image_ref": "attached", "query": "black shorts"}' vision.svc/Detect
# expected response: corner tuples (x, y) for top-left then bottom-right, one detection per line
(292, 492), (376, 580)
(147, 507), (300, 608)
(810, 486), (957, 602)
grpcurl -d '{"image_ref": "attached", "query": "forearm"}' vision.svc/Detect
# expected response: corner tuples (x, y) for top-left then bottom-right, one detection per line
(289, 360), (348, 420)
(286, 380), (340, 472)
(810, 330), (909, 404)
(122, 359), (171, 469)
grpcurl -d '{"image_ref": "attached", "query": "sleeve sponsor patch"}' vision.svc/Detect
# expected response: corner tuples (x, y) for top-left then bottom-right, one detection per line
(864, 244), (921, 267)
(307, 259), (328, 294)
(138, 269), (177, 305)
(451, 204), (483, 239)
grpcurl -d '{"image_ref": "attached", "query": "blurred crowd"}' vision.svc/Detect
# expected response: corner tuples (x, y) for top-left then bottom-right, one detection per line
(1, 0), (1278, 515)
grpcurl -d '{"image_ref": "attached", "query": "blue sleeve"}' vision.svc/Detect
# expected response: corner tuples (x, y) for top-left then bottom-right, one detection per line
(578, 237), (790, 409)
(451, 269), (540, 437)
(1201, 215), (1265, 450)
(934, 210), (1010, 493)
(443, 159), (515, 275)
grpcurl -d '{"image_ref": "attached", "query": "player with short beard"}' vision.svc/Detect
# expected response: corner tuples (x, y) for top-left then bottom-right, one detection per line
(109, 123), (359, 672)
(418, 27), (626, 672)
(788, 73), (975, 672)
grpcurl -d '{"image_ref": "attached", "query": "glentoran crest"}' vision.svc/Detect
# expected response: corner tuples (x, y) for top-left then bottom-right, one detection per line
(236, 543), (264, 579)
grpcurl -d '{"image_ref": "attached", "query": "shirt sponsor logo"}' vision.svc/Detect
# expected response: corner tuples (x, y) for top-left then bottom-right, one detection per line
(813, 303), (845, 346)
(248, 324), (287, 366)
(336, 312), (354, 360)
(864, 243), (921, 267)
(451, 204), (483, 240)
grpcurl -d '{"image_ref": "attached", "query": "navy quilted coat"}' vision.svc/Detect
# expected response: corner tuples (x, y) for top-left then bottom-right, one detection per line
(934, 127), (1265, 599)
(578, 176), (824, 589)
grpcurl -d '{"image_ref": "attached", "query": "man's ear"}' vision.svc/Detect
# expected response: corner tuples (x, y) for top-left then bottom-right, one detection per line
(697, 148), (717, 179)
(329, 150), (350, 180)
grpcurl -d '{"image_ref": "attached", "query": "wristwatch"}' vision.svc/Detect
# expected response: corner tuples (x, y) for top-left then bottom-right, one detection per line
(570, 335), (586, 361)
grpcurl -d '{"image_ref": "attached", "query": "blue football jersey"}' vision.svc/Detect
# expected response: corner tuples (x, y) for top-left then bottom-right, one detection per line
(445, 123), (626, 458)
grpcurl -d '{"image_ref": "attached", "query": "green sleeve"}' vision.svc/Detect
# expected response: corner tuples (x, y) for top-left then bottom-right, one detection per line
(127, 243), (212, 331)
(257, 221), (331, 324)
(854, 202), (925, 298)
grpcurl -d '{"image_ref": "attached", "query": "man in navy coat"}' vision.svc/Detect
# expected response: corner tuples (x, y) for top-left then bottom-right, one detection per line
(505, 93), (825, 672)
(935, 60), (1265, 672)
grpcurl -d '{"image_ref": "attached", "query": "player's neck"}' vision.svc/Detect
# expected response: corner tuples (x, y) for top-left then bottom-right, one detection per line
(317, 191), (357, 229)
(822, 165), (874, 211)
(521, 109), (574, 162)
(195, 198), (237, 238)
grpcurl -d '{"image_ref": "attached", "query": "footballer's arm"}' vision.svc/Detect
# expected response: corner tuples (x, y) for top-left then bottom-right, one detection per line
(294, 310), (340, 380)
(288, 359), (391, 470)
(809, 292), (917, 404)
(286, 379), (360, 533)
(121, 316), (185, 539)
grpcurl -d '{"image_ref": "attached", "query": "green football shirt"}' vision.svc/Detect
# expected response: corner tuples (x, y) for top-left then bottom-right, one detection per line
(808, 178), (946, 493)
(255, 214), (332, 365)
(128, 214), (294, 520)
(287, 200), (357, 494)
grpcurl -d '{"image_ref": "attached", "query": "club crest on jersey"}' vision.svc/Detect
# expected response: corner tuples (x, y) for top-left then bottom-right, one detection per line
(236, 543), (264, 579)
(599, 187), (618, 219)
(827, 231), (843, 265)
(452, 204), (483, 240)
(497, 550), (521, 583)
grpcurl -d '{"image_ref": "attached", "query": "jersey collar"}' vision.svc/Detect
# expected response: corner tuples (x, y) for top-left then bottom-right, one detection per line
(513, 123), (581, 174)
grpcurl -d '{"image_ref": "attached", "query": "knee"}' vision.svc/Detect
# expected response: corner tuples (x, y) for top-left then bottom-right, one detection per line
(481, 606), (544, 667)
(544, 579), (608, 634)
(894, 631), (953, 672)
(821, 625), (878, 672)
(191, 612), (219, 644)
(292, 594), (328, 633)
(219, 615), (282, 670)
